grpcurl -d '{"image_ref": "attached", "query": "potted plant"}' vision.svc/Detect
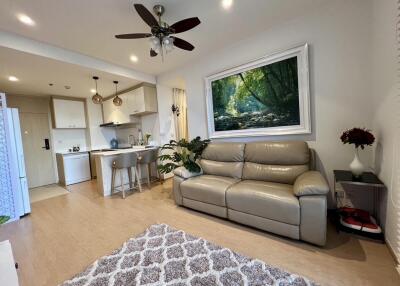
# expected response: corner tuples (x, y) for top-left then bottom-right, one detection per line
(144, 133), (152, 145)
(340, 127), (375, 177)
(158, 136), (210, 174)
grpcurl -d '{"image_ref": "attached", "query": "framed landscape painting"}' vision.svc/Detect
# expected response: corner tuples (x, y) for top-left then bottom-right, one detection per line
(205, 43), (311, 138)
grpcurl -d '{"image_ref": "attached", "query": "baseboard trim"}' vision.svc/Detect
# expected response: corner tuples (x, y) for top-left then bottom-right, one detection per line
(386, 238), (400, 266)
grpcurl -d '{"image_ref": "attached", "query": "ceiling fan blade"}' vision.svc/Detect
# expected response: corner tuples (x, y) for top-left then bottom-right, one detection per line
(134, 4), (159, 27)
(170, 17), (201, 34)
(150, 49), (158, 57)
(171, 37), (195, 51)
(115, 33), (152, 39)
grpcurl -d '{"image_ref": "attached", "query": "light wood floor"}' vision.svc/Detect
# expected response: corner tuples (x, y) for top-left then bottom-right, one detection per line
(0, 179), (399, 286)
(29, 184), (69, 203)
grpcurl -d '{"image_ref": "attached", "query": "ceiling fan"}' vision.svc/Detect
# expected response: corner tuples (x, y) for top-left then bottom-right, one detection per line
(115, 4), (201, 58)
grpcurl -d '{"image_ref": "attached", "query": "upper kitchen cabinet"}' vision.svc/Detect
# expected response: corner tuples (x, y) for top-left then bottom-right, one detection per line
(102, 85), (157, 124)
(130, 86), (158, 115)
(51, 98), (87, 129)
(102, 96), (131, 125)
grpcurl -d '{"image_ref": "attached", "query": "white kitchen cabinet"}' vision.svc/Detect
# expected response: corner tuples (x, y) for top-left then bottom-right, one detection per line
(130, 86), (158, 115)
(56, 152), (91, 186)
(52, 98), (87, 128)
(102, 96), (131, 124)
(101, 85), (157, 124)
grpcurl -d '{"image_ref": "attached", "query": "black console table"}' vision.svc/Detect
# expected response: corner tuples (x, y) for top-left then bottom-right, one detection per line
(333, 170), (385, 241)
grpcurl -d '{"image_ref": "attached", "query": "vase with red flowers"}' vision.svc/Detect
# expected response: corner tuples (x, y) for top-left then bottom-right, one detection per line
(340, 127), (375, 177)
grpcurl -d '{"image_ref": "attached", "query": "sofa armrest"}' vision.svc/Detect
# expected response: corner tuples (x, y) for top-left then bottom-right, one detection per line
(173, 167), (203, 179)
(293, 171), (329, 197)
(172, 167), (202, 206)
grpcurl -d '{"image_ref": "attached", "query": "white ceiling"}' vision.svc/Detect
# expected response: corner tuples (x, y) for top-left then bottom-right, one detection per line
(0, 47), (140, 97)
(0, 0), (329, 75)
(0, 0), (329, 97)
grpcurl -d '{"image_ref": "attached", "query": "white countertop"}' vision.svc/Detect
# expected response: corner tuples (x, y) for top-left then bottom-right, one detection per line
(92, 146), (157, 156)
(56, 150), (90, 155)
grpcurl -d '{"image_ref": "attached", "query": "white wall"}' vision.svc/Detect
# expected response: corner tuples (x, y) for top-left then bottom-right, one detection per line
(52, 128), (88, 152)
(157, 0), (373, 206)
(371, 0), (399, 262)
(86, 99), (116, 149)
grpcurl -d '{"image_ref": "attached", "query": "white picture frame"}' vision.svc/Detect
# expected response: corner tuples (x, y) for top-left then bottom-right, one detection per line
(205, 43), (311, 139)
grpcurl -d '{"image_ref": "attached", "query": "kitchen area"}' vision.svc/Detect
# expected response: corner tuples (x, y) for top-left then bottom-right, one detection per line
(51, 82), (162, 197)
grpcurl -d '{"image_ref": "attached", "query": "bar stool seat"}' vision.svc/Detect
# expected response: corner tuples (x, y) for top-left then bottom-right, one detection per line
(137, 148), (163, 189)
(111, 153), (142, 198)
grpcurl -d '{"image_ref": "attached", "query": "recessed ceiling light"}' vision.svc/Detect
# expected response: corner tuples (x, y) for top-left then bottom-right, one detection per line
(222, 0), (233, 9)
(130, 55), (139, 63)
(90, 89), (96, 93)
(17, 14), (35, 26)
(8, 76), (19, 82)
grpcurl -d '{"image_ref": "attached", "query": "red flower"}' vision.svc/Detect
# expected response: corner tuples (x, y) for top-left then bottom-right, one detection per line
(340, 128), (375, 149)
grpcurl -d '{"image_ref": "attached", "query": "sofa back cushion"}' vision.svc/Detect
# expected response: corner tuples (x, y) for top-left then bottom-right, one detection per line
(243, 141), (310, 184)
(200, 142), (245, 179)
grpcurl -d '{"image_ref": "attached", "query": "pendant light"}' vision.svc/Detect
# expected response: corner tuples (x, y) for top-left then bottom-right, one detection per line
(91, 76), (103, 104)
(113, 80), (122, 106)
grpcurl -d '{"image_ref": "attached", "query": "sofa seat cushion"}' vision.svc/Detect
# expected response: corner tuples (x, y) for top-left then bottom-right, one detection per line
(226, 180), (300, 225)
(180, 175), (240, 207)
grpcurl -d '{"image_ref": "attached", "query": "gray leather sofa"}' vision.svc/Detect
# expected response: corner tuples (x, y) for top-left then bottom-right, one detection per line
(173, 141), (329, 246)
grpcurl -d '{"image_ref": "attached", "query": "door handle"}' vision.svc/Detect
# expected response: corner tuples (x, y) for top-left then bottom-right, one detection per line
(42, 138), (50, 150)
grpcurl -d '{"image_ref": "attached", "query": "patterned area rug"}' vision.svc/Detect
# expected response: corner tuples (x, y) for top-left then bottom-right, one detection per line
(61, 224), (317, 286)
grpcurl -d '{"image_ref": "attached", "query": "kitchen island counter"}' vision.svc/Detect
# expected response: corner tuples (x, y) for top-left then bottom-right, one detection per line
(93, 147), (158, 196)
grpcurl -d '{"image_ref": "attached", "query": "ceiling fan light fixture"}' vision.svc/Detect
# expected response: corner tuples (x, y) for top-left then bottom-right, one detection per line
(149, 36), (161, 53)
(163, 36), (174, 52)
(116, 4), (200, 59)
(91, 76), (103, 104)
(112, 80), (122, 106)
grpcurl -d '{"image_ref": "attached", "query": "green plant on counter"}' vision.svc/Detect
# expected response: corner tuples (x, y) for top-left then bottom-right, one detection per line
(157, 136), (210, 174)
(0, 216), (10, 225)
(145, 133), (152, 145)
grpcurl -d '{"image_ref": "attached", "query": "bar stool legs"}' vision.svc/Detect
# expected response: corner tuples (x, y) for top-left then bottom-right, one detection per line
(134, 167), (143, 193)
(111, 166), (142, 198)
(146, 164), (151, 188)
(128, 167), (133, 189)
(111, 167), (116, 196)
(120, 169), (125, 199)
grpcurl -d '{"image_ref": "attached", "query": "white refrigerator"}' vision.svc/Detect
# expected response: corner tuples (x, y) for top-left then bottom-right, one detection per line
(5, 108), (31, 217)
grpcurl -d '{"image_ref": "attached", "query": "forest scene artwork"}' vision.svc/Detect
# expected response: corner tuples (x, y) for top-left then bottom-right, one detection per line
(211, 56), (300, 132)
(206, 44), (310, 138)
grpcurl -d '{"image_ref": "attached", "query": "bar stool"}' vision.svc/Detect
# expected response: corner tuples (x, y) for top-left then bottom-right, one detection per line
(138, 148), (163, 189)
(111, 153), (142, 198)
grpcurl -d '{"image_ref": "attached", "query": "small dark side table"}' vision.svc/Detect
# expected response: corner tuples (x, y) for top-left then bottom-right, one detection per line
(333, 170), (385, 241)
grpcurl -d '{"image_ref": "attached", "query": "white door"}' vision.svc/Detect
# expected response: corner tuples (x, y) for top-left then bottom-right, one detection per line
(20, 113), (56, 188)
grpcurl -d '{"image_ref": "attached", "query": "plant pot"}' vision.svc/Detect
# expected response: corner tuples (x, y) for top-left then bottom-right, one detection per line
(350, 148), (364, 177)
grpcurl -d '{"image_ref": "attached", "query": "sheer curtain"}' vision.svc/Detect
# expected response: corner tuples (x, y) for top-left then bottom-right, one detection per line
(172, 88), (188, 141)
